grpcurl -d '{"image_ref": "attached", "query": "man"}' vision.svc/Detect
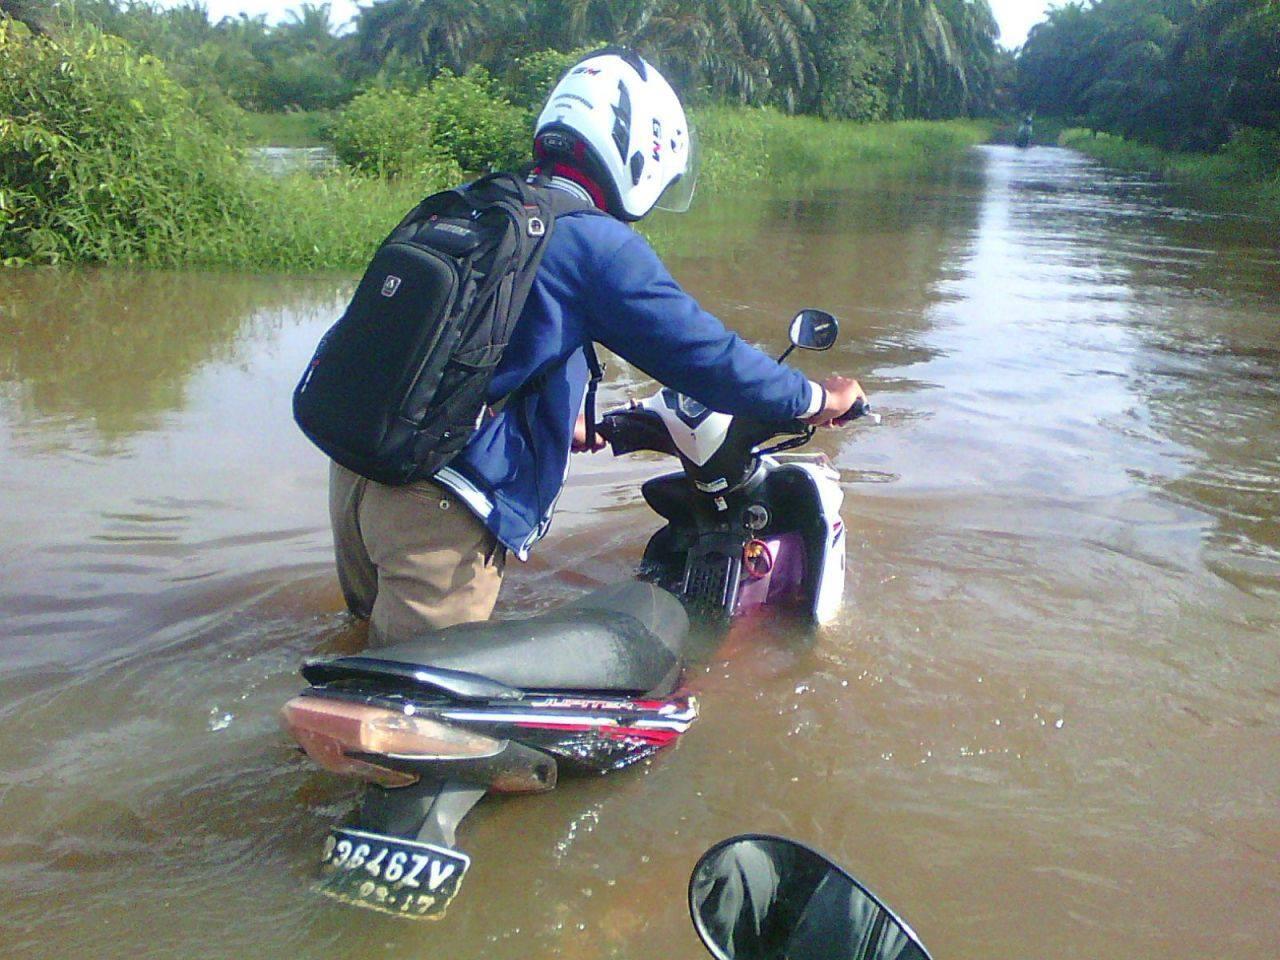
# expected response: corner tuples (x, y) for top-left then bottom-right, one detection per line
(331, 47), (865, 645)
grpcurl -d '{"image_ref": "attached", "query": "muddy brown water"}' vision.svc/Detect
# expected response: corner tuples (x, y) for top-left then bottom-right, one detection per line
(1, 146), (1277, 959)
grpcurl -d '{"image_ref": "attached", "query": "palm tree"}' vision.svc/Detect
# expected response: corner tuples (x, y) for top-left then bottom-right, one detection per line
(516, 0), (820, 110)
(638, 0), (818, 109)
(280, 2), (338, 53)
(1167, 0), (1280, 143)
(869, 0), (998, 117)
(352, 0), (518, 76)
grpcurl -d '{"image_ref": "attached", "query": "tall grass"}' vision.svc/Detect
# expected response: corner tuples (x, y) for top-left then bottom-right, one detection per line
(241, 110), (334, 147)
(0, 19), (257, 265)
(696, 104), (991, 190)
(1060, 128), (1280, 218)
(241, 175), (436, 270)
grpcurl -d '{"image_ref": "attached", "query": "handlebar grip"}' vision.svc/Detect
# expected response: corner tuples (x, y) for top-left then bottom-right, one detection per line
(833, 397), (870, 424)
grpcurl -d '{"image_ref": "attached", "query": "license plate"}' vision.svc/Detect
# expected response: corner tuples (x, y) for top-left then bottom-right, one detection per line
(315, 827), (471, 920)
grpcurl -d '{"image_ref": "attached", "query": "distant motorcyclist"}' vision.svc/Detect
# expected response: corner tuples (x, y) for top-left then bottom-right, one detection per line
(1016, 113), (1034, 148)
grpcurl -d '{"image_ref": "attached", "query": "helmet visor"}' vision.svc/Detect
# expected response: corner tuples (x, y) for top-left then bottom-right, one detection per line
(655, 122), (700, 214)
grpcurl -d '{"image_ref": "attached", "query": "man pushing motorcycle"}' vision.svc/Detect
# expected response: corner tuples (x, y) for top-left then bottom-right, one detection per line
(321, 48), (866, 645)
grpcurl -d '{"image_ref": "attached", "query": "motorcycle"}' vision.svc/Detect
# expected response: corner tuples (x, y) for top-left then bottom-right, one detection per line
(690, 834), (932, 960)
(1015, 115), (1034, 149)
(281, 309), (871, 918)
(599, 307), (872, 626)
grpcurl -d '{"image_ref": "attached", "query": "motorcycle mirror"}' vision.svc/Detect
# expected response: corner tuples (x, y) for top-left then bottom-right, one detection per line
(788, 310), (840, 352)
(689, 834), (932, 960)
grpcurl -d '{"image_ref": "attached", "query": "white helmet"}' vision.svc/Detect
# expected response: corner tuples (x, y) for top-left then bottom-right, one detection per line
(534, 48), (697, 222)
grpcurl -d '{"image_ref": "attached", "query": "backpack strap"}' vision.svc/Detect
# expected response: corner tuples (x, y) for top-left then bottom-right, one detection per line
(499, 176), (607, 446)
(527, 177), (608, 446)
(507, 341), (604, 432)
(582, 342), (604, 450)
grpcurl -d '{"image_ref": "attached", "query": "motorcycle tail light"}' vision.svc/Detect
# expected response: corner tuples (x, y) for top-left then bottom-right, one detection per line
(365, 710), (506, 760)
(742, 539), (774, 579)
(281, 697), (505, 785)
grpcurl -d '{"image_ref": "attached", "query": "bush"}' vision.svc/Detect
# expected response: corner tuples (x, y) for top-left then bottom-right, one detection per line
(330, 69), (527, 178)
(260, 52), (355, 111)
(501, 47), (595, 111)
(1219, 128), (1280, 182)
(329, 87), (437, 178)
(0, 20), (460, 269)
(426, 68), (530, 173)
(0, 19), (256, 265)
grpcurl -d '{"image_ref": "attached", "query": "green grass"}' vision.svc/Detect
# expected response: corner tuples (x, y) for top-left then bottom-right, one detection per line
(240, 110), (334, 147)
(1060, 127), (1280, 219)
(238, 173), (432, 270)
(696, 104), (992, 190)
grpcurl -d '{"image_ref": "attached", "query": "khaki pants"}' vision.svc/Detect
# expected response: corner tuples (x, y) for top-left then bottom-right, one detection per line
(329, 462), (506, 646)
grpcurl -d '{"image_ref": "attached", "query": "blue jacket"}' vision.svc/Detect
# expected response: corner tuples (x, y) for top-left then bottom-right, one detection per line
(436, 194), (816, 559)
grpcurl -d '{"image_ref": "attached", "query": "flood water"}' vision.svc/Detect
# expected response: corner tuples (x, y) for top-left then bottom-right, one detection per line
(1, 146), (1277, 959)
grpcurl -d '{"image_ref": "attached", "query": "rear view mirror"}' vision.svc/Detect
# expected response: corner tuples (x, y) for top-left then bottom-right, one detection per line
(788, 309), (839, 352)
(689, 835), (931, 960)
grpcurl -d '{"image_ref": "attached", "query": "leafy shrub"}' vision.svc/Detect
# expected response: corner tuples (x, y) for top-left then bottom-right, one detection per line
(1219, 128), (1280, 183)
(426, 68), (530, 173)
(0, 19), (255, 265)
(330, 69), (526, 178)
(261, 52), (355, 111)
(329, 87), (437, 177)
(501, 46), (595, 111)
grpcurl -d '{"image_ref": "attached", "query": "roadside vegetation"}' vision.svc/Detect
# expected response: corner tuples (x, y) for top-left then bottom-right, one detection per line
(240, 110), (333, 147)
(1060, 128), (1280, 218)
(0, 16), (990, 269)
(12, 0), (1002, 121)
(1014, 0), (1279, 214)
(7, 0), (1272, 269)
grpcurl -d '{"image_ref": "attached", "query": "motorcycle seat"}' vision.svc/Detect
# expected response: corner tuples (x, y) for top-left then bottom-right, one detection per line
(304, 582), (690, 698)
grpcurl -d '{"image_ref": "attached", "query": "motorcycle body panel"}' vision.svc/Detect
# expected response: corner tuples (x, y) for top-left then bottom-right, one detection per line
(639, 455), (845, 624)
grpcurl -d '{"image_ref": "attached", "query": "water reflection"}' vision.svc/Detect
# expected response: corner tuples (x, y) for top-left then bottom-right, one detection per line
(0, 270), (349, 437)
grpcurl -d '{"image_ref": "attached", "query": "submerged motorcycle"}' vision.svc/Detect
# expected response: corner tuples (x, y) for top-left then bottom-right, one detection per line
(281, 309), (868, 918)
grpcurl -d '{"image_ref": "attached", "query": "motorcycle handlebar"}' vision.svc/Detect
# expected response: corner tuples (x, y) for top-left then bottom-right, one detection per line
(596, 408), (680, 458)
(596, 399), (875, 460)
(833, 397), (878, 425)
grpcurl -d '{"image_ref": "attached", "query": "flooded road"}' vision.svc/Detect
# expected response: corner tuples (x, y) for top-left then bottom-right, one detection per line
(1, 145), (1277, 959)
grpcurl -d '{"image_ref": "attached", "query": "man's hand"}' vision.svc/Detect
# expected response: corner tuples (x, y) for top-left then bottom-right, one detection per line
(806, 375), (866, 426)
(572, 413), (607, 453)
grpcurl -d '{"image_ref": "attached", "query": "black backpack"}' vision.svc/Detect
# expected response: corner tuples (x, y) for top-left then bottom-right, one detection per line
(293, 172), (598, 485)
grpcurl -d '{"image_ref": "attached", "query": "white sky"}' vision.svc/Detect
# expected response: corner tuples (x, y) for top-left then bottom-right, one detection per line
(987, 0), (1056, 48)
(181, 0), (1056, 50)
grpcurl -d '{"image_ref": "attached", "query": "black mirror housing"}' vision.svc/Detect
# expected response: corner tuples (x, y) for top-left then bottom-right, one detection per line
(788, 310), (839, 352)
(689, 834), (931, 960)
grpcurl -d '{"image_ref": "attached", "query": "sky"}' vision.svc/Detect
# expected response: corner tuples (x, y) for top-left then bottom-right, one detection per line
(987, 0), (1056, 48)
(181, 0), (1056, 50)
